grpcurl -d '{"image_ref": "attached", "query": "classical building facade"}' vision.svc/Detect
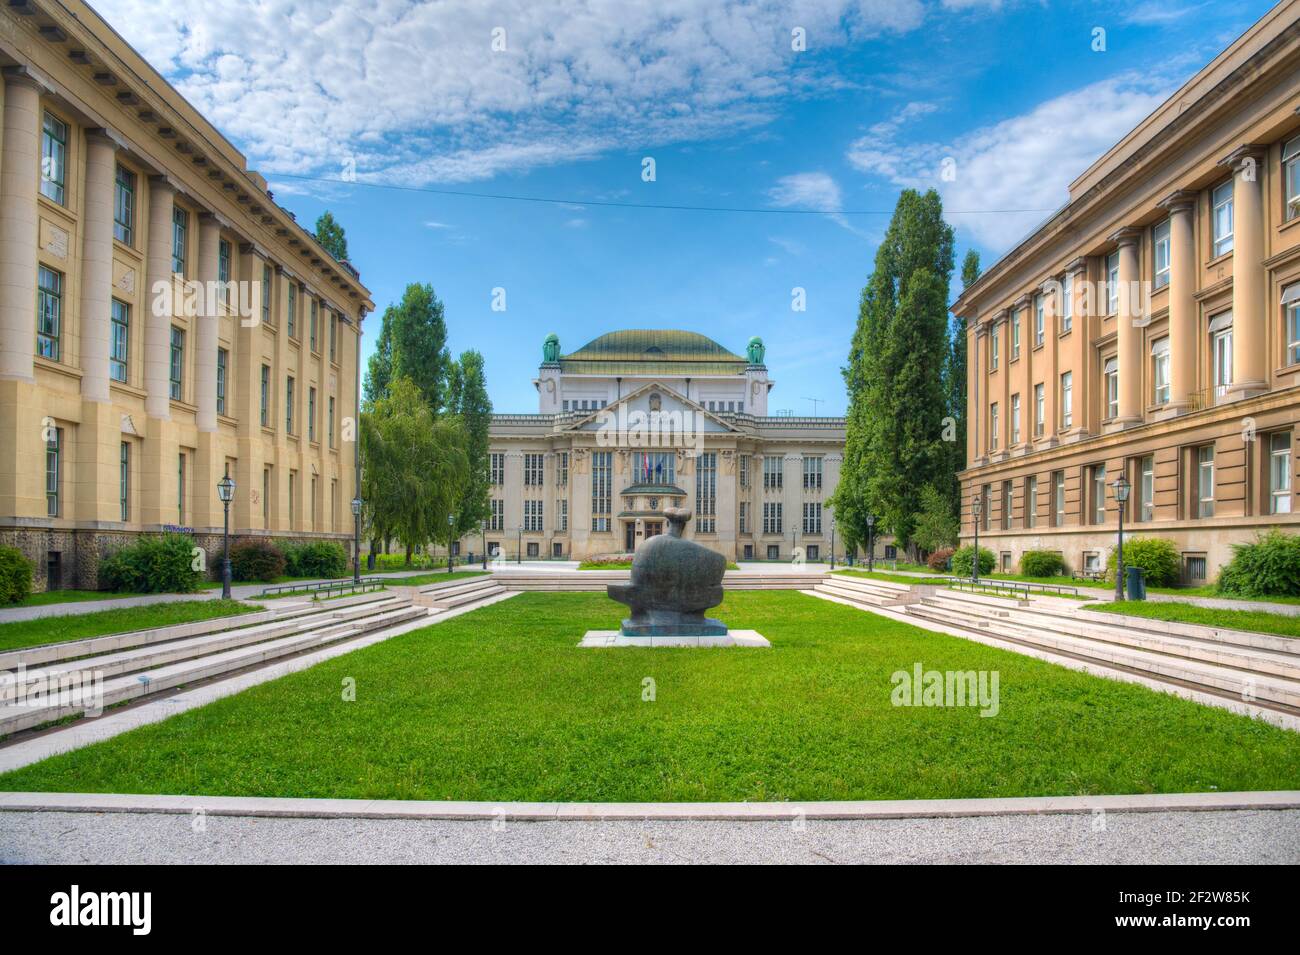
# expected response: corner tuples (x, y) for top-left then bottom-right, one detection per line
(955, 0), (1300, 580)
(0, 1), (372, 590)
(462, 330), (847, 562)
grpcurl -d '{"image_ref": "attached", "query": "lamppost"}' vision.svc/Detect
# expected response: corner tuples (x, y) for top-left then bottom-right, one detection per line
(480, 518), (488, 571)
(216, 475), (235, 599)
(517, 525), (523, 564)
(866, 515), (876, 573)
(1112, 474), (1131, 601)
(971, 494), (982, 584)
(829, 517), (836, 570)
(351, 496), (363, 584)
(447, 513), (455, 574)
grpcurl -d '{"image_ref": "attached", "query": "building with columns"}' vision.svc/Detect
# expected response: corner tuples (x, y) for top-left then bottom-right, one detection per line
(464, 330), (847, 562)
(0, 1), (371, 590)
(955, 0), (1300, 581)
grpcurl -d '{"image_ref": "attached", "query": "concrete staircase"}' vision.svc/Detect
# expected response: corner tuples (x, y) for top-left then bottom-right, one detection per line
(0, 595), (429, 737)
(400, 575), (509, 609)
(812, 574), (1300, 716)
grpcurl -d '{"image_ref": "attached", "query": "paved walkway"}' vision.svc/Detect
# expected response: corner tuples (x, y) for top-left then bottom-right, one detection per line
(2, 808), (1294, 864)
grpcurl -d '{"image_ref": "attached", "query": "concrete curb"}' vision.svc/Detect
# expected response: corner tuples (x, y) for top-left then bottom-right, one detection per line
(0, 789), (1296, 821)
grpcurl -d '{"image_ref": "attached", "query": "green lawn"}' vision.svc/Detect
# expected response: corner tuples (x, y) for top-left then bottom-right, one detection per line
(1091, 601), (1300, 639)
(833, 569), (937, 587)
(260, 570), (486, 599)
(579, 560), (739, 570)
(0, 600), (259, 654)
(9, 589), (157, 608)
(2, 591), (1296, 801)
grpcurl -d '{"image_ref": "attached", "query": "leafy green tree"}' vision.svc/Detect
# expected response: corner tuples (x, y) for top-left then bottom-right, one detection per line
(314, 211), (349, 261)
(911, 483), (959, 554)
(449, 349), (493, 537)
(940, 248), (979, 514)
(391, 284), (451, 413)
(364, 313), (393, 406)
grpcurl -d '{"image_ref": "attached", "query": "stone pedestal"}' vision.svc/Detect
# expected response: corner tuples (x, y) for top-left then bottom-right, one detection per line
(580, 630), (770, 648)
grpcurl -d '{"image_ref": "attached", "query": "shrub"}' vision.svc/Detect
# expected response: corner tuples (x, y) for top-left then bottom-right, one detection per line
(374, 552), (434, 571)
(229, 540), (286, 582)
(99, 533), (202, 594)
(951, 545), (995, 577)
(1216, 531), (1300, 598)
(927, 547), (954, 571)
(1020, 550), (1066, 578)
(280, 540), (347, 579)
(1106, 537), (1180, 587)
(0, 546), (33, 604)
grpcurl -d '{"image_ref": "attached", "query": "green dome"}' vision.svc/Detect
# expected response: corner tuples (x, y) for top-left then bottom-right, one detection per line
(560, 330), (747, 376)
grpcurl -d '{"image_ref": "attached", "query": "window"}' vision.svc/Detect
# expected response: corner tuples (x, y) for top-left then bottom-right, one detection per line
(172, 208), (188, 275)
(1129, 455), (1153, 523)
(288, 470), (296, 526)
(37, 266), (62, 360)
(1052, 471), (1065, 527)
(218, 239), (231, 307)
(1212, 320), (1233, 398)
(1153, 219), (1171, 289)
(1061, 272), (1073, 332)
(1012, 313), (1021, 360)
(1034, 294), (1045, 346)
(310, 299), (319, 352)
(1084, 552), (1101, 574)
(40, 111), (68, 204)
(216, 348), (228, 416)
(802, 455), (823, 490)
(990, 326), (999, 371)
(1104, 357), (1118, 419)
(989, 402), (999, 452)
(524, 453), (545, 485)
(739, 501), (749, 534)
(1285, 136), (1300, 222)
(1011, 393), (1021, 445)
(109, 299), (129, 382)
(1211, 179), (1235, 257)
(1269, 432), (1292, 515)
(114, 165), (135, 245)
(169, 326), (184, 400)
(45, 428), (62, 517)
(557, 499), (568, 532)
(1090, 464), (1106, 525)
(260, 365), (271, 427)
(1026, 476), (1038, 528)
(981, 483), (992, 531)
(524, 500), (544, 532)
(1285, 283), (1300, 366)
(1197, 445), (1215, 518)
(307, 386), (317, 442)
(556, 452), (568, 486)
(1002, 481), (1013, 530)
(696, 452), (717, 534)
(262, 265), (272, 326)
(177, 452), (187, 523)
(802, 501), (822, 535)
(287, 284), (297, 338)
(763, 502), (783, 535)
(1034, 383), (1045, 437)
(263, 467), (270, 524)
(329, 311), (337, 362)
(763, 455), (783, 490)
(285, 377), (295, 433)
(592, 451), (612, 532)
(489, 499), (504, 531)
(1107, 252), (1119, 315)
(767, 544), (780, 560)
(1184, 554), (1207, 582)
(328, 396), (336, 448)
(632, 451), (674, 485)
(739, 455), (750, 489)
(331, 479), (338, 530)
(120, 441), (130, 521)
(489, 453), (504, 485)
(1060, 372), (1073, 429)
(1152, 338), (1170, 405)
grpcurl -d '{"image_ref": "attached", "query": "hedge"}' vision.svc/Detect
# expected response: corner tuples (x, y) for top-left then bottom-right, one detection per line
(99, 533), (202, 594)
(1217, 531), (1300, 598)
(1020, 550), (1066, 578)
(229, 540), (286, 583)
(951, 545), (995, 577)
(0, 546), (33, 604)
(1106, 537), (1180, 587)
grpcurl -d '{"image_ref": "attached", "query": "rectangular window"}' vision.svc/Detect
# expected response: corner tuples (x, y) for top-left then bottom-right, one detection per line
(1034, 294), (1045, 346)
(310, 299), (319, 352)
(169, 326), (184, 400)
(763, 502), (783, 535)
(591, 451), (612, 532)
(489, 453), (504, 485)
(1091, 464), (1106, 525)
(110, 299), (129, 382)
(263, 467), (270, 524)
(172, 207), (188, 275)
(524, 453), (545, 485)
(739, 501), (749, 535)
(1061, 272), (1073, 332)
(802, 455), (823, 490)
(114, 165), (136, 245)
(1152, 338), (1171, 405)
(1002, 481), (1013, 531)
(329, 311), (337, 362)
(696, 453), (717, 534)
(1106, 252), (1119, 315)
(489, 499), (504, 531)
(989, 402), (999, 452)
(631, 451), (675, 485)
(260, 365), (271, 427)
(308, 386), (317, 442)
(990, 326), (999, 371)
(1139, 455), (1154, 522)
(41, 111), (67, 204)
(802, 501), (822, 535)
(177, 452), (186, 523)
(288, 470), (296, 526)
(216, 347), (228, 415)
(262, 265), (272, 326)
(557, 499), (568, 532)
(981, 483), (992, 531)
(1285, 283), (1300, 366)
(739, 455), (750, 489)
(218, 239), (231, 306)
(1212, 324), (1233, 398)
(1270, 432), (1292, 515)
(763, 455), (783, 490)
(287, 284), (297, 338)
(1052, 470), (1065, 527)
(1197, 445), (1215, 518)
(1153, 219), (1171, 289)
(1034, 383), (1045, 436)
(36, 266), (62, 361)
(1104, 357), (1118, 420)
(285, 377), (295, 433)
(328, 396), (336, 448)
(45, 428), (62, 517)
(556, 452), (568, 486)
(1011, 394), (1021, 445)
(1286, 136), (1300, 222)
(120, 441), (130, 521)
(1026, 476), (1038, 528)
(1212, 180), (1234, 256)
(524, 500), (544, 532)
(1060, 372), (1073, 429)
(1012, 313), (1021, 360)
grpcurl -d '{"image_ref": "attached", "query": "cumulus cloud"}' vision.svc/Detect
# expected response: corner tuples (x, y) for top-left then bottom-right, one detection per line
(767, 171), (843, 212)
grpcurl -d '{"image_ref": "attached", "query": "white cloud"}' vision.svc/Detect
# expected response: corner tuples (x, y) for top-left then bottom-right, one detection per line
(1121, 2), (1206, 26)
(767, 171), (843, 212)
(846, 73), (1174, 249)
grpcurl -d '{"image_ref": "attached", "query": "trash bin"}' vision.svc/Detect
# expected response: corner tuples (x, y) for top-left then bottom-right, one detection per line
(1125, 565), (1146, 601)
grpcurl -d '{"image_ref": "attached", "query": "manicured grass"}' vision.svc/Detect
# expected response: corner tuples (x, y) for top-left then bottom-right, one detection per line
(260, 570), (487, 599)
(1091, 601), (1300, 639)
(834, 569), (936, 587)
(7, 589), (150, 608)
(0, 600), (259, 653)
(2, 591), (1297, 802)
(578, 560), (740, 570)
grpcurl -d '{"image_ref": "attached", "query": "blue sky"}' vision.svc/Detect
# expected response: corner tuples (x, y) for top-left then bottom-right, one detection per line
(101, 0), (1278, 415)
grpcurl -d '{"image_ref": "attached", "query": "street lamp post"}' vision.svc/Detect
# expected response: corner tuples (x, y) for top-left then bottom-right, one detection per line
(351, 496), (363, 584)
(216, 475), (235, 600)
(971, 494), (982, 584)
(866, 515), (876, 574)
(480, 519), (488, 571)
(447, 514), (455, 574)
(1112, 474), (1131, 601)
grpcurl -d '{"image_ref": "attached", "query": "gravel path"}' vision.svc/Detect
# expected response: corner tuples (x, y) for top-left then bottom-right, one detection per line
(3, 808), (1296, 864)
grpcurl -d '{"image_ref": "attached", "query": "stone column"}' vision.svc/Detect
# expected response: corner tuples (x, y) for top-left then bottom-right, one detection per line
(1158, 193), (1197, 412)
(79, 131), (119, 403)
(144, 177), (176, 418)
(1111, 228), (1142, 427)
(0, 71), (42, 383)
(1222, 145), (1268, 399)
(195, 214), (221, 432)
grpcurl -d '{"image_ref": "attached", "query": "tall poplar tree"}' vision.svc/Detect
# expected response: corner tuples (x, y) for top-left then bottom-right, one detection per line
(448, 349), (493, 538)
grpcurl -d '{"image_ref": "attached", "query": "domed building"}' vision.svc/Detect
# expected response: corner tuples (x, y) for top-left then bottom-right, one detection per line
(468, 330), (849, 561)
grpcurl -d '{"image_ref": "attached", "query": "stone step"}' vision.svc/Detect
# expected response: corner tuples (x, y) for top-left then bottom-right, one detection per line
(420, 583), (508, 609)
(814, 582), (898, 607)
(419, 576), (500, 598)
(0, 604), (429, 737)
